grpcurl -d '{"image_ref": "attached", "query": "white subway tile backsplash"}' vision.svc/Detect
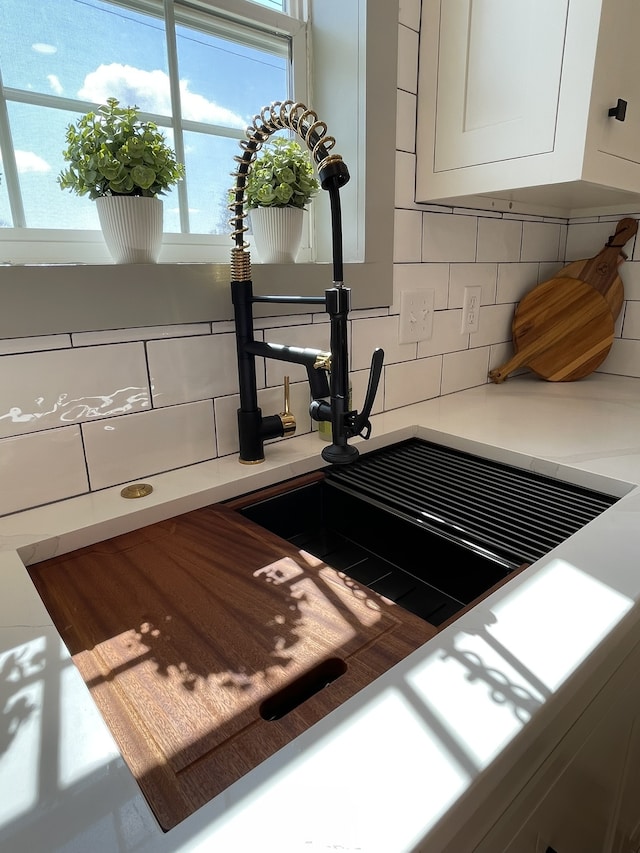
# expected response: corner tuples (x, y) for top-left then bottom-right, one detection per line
(471, 303), (514, 348)
(558, 222), (568, 257)
(394, 209), (423, 262)
(72, 323), (211, 346)
(348, 307), (389, 321)
(211, 319), (237, 334)
(351, 315), (415, 370)
(395, 151), (420, 210)
(565, 221), (616, 261)
(396, 89), (417, 153)
(253, 313), (313, 330)
(597, 338), (640, 378)
(537, 261), (564, 283)
(213, 394), (241, 458)
(0, 427), (88, 516)
(441, 348), (490, 395)
(393, 263), (449, 313)
(148, 333), (239, 407)
(476, 217), (522, 263)
(520, 221), (562, 262)
(623, 302), (640, 339)
(422, 213), (477, 263)
(0, 335), (71, 355)
(384, 356), (441, 409)
(0, 343), (150, 439)
(496, 263), (538, 304)
(449, 263), (497, 308)
(417, 309), (467, 358)
(454, 206), (500, 218)
(615, 308), (624, 338)
(82, 401), (216, 490)
(397, 23), (419, 93)
(488, 341), (514, 374)
(621, 263), (640, 300)
(399, 0), (421, 30)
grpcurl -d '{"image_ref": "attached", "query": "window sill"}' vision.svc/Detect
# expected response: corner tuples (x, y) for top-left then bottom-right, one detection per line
(0, 259), (389, 339)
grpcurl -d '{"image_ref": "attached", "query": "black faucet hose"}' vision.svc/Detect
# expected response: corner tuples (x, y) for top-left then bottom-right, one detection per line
(326, 178), (344, 284)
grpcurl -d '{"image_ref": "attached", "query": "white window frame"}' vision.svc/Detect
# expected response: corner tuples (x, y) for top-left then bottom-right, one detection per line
(0, 0), (397, 339)
(0, 0), (307, 265)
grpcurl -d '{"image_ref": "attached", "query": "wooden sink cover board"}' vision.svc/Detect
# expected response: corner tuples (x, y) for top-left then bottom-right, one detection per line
(29, 481), (444, 832)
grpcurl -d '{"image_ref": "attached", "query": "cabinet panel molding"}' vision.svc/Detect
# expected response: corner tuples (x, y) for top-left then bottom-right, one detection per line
(417, 0), (640, 216)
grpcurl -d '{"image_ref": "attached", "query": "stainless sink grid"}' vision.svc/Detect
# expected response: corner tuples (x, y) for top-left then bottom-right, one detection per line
(325, 438), (618, 566)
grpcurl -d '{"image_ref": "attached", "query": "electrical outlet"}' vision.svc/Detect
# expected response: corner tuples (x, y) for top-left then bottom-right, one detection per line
(399, 289), (435, 343)
(461, 285), (482, 333)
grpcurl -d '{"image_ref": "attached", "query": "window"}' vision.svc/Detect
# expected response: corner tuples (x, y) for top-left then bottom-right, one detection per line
(0, 0), (306, 263)
(1, 0), (397, 338)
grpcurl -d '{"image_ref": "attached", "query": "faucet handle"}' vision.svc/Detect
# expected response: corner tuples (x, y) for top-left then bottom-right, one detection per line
(279, 376), (296, 437)
(350, 348), (384, 439)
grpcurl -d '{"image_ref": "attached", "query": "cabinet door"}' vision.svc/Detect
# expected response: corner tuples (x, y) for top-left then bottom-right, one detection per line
(501, 713), (628, 853)
(474, 656), (640, 853)
(434, 0), (569, 172)
(609, 712), (640, 853)
(591, 0), (640, 166)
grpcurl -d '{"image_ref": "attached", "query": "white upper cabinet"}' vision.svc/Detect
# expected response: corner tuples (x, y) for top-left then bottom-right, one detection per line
(416, 0), (640, 216)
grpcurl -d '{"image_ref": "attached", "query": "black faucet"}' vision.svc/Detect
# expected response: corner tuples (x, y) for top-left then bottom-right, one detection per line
(229, 101), (384, 465)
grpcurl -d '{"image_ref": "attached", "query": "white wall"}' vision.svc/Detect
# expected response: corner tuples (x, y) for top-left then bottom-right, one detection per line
(1, 0), (639, 517)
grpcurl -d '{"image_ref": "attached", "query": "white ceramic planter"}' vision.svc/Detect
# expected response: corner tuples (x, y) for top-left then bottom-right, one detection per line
(249, 206), (304, 264)
(96, 195), (163, 264)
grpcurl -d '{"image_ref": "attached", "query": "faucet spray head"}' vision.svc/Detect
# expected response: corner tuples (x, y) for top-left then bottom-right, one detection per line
(317, 155), (350, 191)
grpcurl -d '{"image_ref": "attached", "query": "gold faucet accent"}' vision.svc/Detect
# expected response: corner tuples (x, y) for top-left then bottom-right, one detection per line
(278, 376), (296, 437)
(314, 351), (332, 372)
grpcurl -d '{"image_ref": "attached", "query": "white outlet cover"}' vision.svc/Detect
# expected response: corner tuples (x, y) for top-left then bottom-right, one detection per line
(461, 285), (482, 334)
(399, 289), (435, 344)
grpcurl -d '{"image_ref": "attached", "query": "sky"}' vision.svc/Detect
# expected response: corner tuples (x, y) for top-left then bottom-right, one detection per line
(0, 0), (288, 234)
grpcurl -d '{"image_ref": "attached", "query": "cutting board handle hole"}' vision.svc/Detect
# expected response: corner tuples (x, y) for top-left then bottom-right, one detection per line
(260, 657), (348, 721)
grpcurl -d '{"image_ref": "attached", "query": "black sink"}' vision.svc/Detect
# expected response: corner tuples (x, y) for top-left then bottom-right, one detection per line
(238, 478), (511, 625)
(236, 438), (618, 628)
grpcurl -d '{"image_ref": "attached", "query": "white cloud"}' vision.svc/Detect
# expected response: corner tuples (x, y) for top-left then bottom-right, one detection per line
(178, 81), (245, 127)
(15, 151), (51, 173)
(78, 63), (245, 128)
(32, 43), (57, 54)
(48, 74), (63, 95)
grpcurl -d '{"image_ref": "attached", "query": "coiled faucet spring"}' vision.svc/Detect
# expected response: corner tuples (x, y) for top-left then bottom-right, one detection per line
(228, 100), (346, 279)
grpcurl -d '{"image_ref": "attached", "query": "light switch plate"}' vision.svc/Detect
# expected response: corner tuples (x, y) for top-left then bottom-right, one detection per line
(399, 289), (435, 343)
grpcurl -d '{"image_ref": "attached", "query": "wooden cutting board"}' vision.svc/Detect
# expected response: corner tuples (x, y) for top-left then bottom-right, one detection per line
(558, 217), (637, 318)
(28, 501), (436, 831)
(488, 277), (614, 383)
(489, 217), (636, 384)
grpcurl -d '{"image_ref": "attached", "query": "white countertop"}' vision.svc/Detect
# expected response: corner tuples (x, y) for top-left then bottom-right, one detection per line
(2, 374), (640, 853)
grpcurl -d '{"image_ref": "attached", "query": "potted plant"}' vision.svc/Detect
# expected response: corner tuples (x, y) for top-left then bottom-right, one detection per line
(245, 136), (319, 263)
(58, 97), (185, 263)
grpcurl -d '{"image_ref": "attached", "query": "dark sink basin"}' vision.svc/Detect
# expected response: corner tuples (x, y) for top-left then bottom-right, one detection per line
(237, 477), (512, 626)
(233, 438), (618, 628)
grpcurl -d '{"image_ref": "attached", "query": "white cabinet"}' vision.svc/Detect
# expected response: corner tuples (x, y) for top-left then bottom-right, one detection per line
(472, 638), (640, 853)
(416, 0), (640, 216)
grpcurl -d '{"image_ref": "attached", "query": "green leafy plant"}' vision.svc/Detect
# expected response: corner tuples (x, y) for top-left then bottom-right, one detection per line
(58, 97), (185, 199)
(245, 136), (319, 209)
